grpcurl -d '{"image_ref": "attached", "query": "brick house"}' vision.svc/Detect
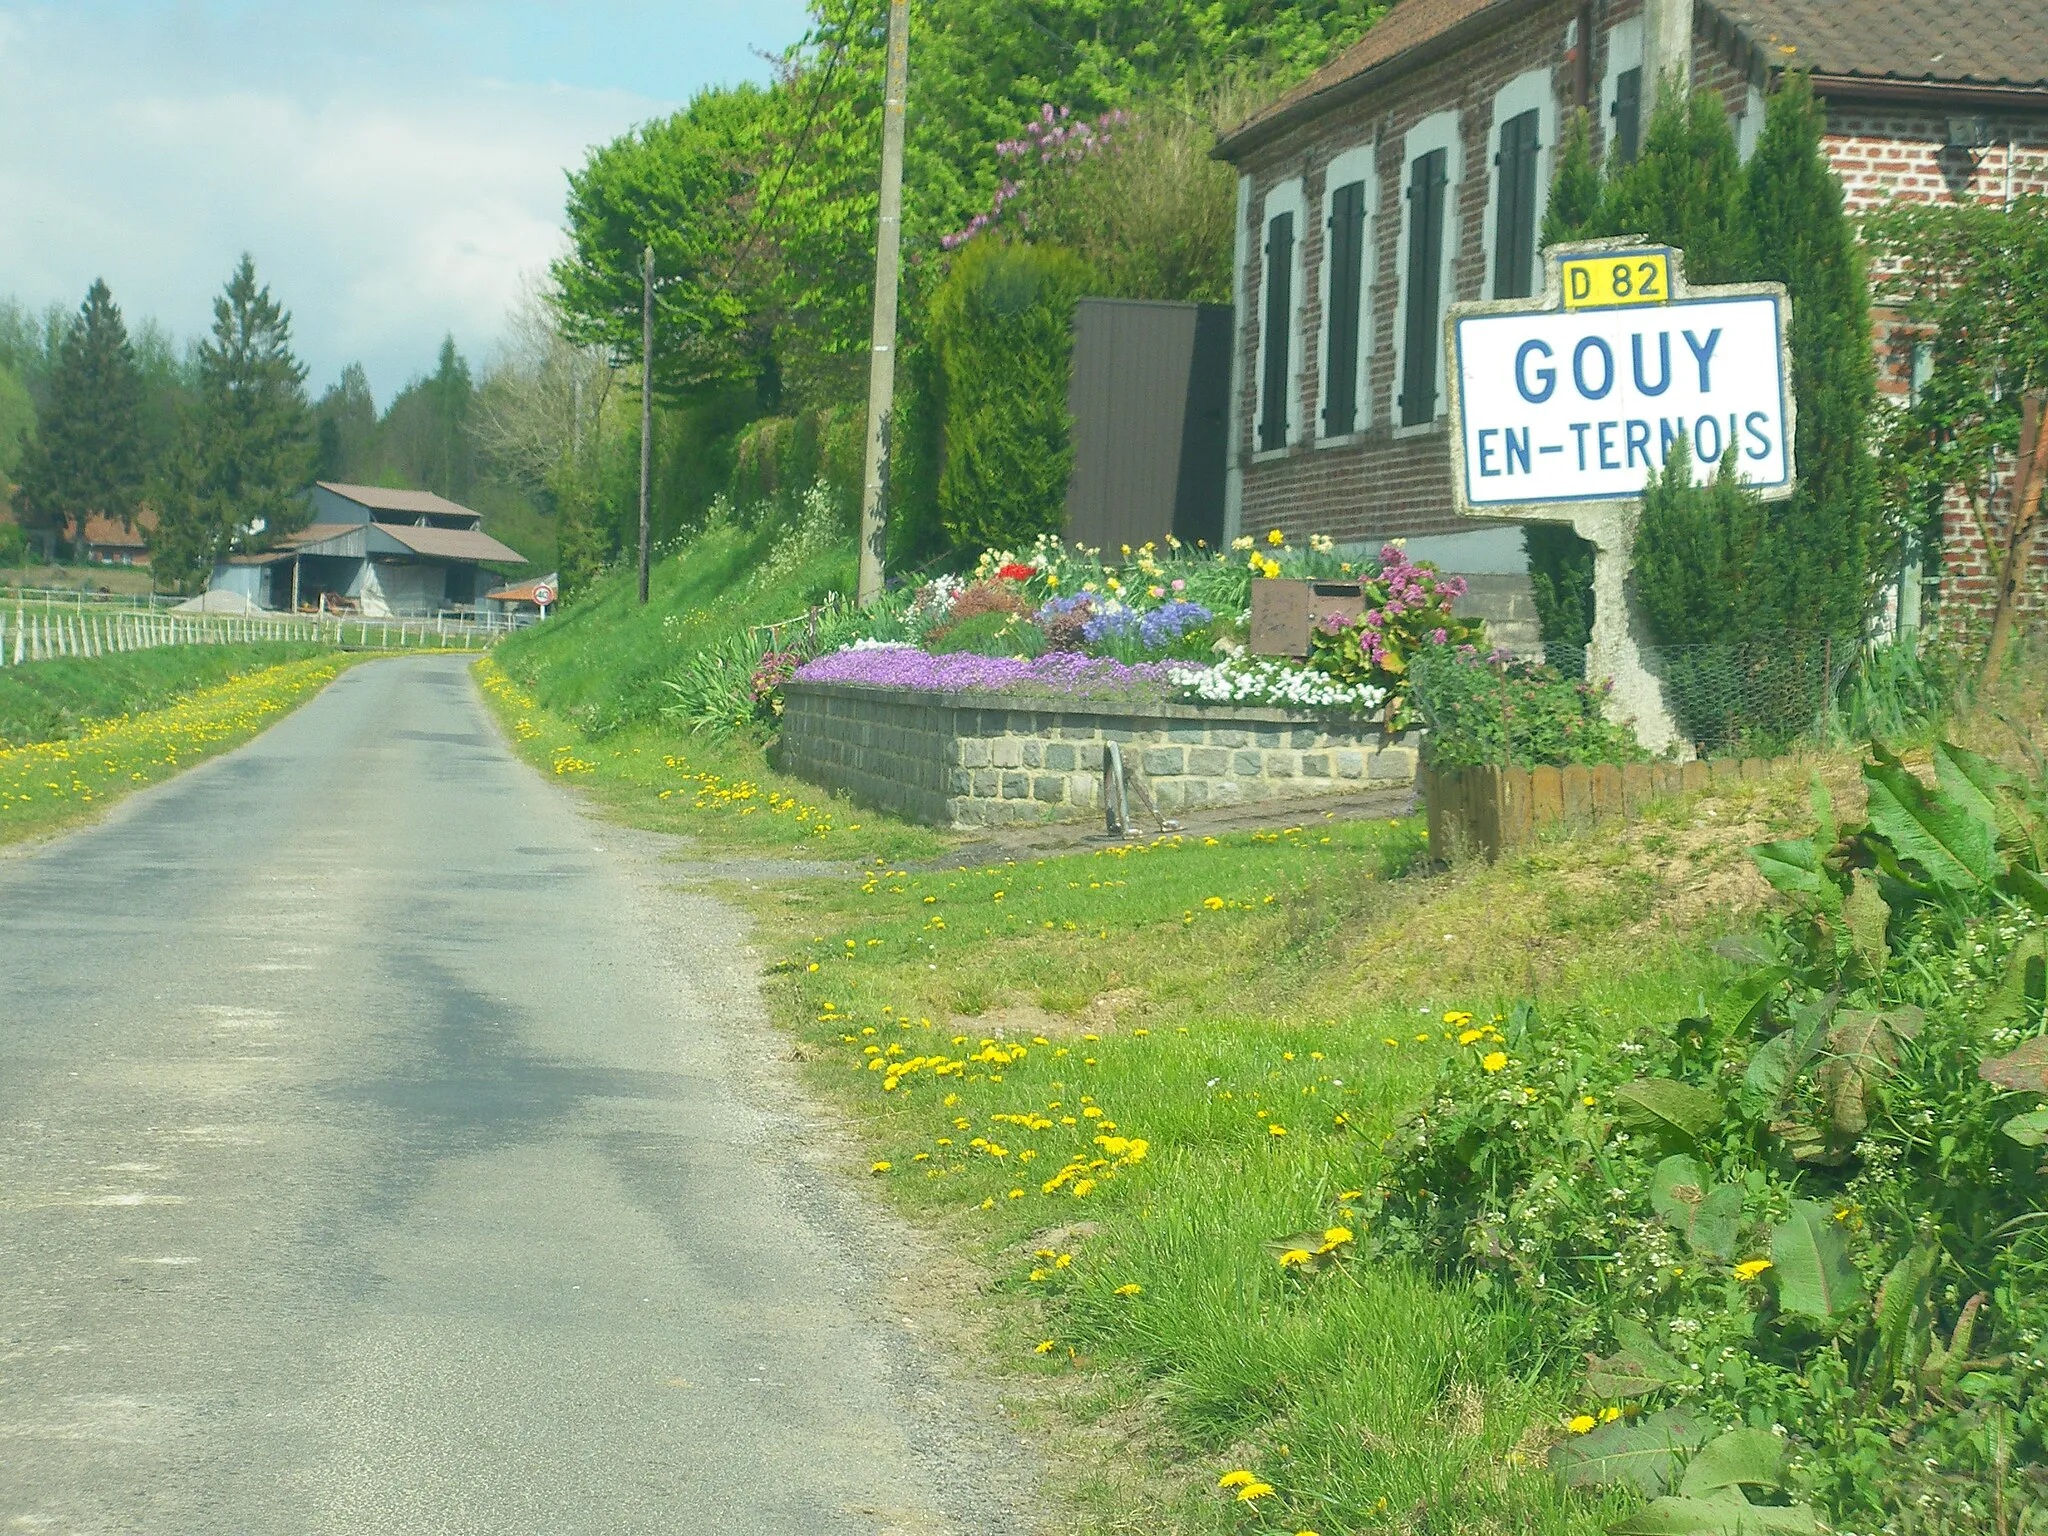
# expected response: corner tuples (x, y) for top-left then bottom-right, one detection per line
(1213, 0), (2048, 628)
(79, 508), (155, 566)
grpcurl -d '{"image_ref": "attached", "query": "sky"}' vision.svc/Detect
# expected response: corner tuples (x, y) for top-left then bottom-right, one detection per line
(0, 1), (812, 406)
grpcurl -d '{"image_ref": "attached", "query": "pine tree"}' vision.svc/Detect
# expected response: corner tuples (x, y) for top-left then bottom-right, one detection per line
(153, 255), (313, 583)
(1540, 109), (1603, 249)
(12, 279), (146, 556)
(1600, 85), (1744, 282)
(1742, 73), (1881, 638)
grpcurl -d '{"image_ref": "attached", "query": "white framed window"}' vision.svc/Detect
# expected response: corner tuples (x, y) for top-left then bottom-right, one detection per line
(1393, 111), (1461, 431)
(1253, 176), (1306, 455)
(1601, 17), (1645, 165)
(1484, 71), (1557, 301)
(1736, 81), (1766, 161)
(1316, 144), (1377, 443)
(1225, 172), (1252, 540)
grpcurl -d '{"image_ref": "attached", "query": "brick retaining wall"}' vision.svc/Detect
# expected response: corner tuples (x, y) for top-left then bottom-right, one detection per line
(779, 681), (1419, 828)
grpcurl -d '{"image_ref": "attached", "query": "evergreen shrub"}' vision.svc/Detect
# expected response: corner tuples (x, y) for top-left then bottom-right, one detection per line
(929, 240), (1096, 553)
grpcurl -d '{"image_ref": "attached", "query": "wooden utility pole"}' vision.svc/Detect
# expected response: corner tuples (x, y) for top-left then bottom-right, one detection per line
(638, 243), (655, 606)
(855, 0), (910, 607)
(1982, 390), (2047, 691)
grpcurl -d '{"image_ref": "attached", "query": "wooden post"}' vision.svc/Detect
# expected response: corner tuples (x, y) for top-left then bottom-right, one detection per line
(855, 0), (910, 608)
(638, 243), (655, 607)
(1982, 390), (2048, 691)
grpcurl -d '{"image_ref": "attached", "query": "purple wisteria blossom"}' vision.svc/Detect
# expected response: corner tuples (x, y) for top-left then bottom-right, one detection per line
(793, 645), (1198, 700)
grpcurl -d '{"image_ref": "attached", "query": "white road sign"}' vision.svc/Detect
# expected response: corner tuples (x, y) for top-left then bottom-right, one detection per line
(531, 583), (555, 607)
(1449, 252), (1793, 512)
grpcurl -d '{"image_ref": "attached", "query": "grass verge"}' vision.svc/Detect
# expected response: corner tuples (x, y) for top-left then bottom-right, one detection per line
(0, 641), (330, 747)
(476, 617), (1873, 1532)
(0, 651), (348, 846)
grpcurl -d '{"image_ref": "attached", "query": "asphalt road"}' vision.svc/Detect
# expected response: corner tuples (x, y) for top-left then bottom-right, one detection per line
(0, 655), (1041, 1535)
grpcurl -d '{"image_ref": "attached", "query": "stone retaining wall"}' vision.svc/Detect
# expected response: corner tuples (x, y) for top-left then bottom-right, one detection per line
(778, 681), (1418, 828)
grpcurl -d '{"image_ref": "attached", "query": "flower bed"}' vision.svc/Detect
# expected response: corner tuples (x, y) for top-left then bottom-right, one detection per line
(792, 644), (1185, 701)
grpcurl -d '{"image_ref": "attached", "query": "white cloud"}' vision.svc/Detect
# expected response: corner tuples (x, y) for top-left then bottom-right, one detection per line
(0, 2), (807, 403)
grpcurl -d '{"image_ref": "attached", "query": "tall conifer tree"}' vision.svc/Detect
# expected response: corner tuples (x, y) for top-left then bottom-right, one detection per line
(153, 255), (313, 584)
(1742, 73), (1881, 636)
(13, 279), (146, 555)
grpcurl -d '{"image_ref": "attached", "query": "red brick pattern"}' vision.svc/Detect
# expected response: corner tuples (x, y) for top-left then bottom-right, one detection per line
(1228, 2), (2048, 629)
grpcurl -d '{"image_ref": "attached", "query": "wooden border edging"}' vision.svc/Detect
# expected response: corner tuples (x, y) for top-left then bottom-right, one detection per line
(1423, 754), (1787, 859)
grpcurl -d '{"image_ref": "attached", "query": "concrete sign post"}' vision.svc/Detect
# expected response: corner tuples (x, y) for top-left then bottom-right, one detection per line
(1445, 239), (1795, 754)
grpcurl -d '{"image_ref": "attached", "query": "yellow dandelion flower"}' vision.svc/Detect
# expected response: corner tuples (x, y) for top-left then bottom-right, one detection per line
(1268, 1124), (1288, 1137)
(870, 1161), (892, 1174)
(1568, 1415), (1597, 1434)
(1235, 1481), (1274, 1502)
(1733, 1259), (1774, 1281)
(1035, 1340), (1056, 1354)
(1113, 1282), (1142, 1297)
(1601, 1406), (1623, 1422)
(1481, 1051), (1508, 1073)
(1322, 1226), (1353, 1246)
(1278, 1248), (1314, 1267)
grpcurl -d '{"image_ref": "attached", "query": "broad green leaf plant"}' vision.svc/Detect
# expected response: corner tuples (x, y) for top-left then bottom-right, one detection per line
(1363, 738), (2048, 1530)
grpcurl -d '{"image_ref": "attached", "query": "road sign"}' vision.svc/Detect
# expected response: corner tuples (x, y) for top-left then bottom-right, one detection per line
(531, 583), (555, 607)
(1447, 242), (1793, 516)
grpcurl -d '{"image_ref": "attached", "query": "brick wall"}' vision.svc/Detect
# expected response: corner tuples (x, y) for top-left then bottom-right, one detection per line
(1227, 1), (2048, 629)
(779, 682), (1418, 828)
(1231, 0), (1632, 550)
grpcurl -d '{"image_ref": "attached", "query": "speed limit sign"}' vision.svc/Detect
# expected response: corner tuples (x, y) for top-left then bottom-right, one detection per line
(532, 582), (555, 617)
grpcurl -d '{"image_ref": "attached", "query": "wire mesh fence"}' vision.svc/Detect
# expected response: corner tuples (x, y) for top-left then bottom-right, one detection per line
(1415, 633), (1865, 766)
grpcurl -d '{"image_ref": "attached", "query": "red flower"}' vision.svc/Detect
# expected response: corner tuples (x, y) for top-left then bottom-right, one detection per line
(996, 562), (1037, 582)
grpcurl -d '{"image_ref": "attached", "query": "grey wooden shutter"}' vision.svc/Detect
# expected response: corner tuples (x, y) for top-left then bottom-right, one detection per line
(1322, 180), (1367, 437)
(1492, 108), (1541, 300)
(1398, 149), (1447, 428)
(1258, 210), (1294, 451)
(1613, 67), (1643, 164)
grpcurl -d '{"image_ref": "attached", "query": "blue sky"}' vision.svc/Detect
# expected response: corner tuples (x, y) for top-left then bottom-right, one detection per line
(0, 1), (812, 404)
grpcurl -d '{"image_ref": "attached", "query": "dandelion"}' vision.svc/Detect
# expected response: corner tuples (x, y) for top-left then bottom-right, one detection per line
(1278, 1248), (1314, 1267)
(1268, 1124), (1288, 1137)
(1235, 1482), (1274, 1502)
(870, 1161), (892, 1174)
(1481, 1052), (1508, 1073)
(1034, 1340), (1056, 1354)
(1568, 1415), (1597, 1434)
(1113, 1282), (1142, 1296)
(1733, 1259), (1774, 1281)
(1218, 1471), (1256, 1490)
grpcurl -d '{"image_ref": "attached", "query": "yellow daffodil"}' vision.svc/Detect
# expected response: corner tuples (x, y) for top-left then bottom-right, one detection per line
(1266, 528), (1285, 545)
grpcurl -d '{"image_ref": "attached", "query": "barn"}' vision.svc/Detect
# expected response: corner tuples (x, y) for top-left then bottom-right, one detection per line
(207, 483), (526, 618)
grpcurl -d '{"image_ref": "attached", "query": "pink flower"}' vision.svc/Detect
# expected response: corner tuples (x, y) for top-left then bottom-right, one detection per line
(1170, 579), (1186, 592)
(1431, 627), (1449, 644)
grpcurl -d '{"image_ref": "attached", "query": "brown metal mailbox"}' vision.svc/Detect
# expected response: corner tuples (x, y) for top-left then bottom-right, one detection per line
(1248, 578), (1368, 657)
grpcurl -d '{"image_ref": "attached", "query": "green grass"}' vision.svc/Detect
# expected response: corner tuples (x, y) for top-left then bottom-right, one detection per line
(0, 641), (331, 748)
(490, 518), (856, 734)
(0, 652), (352, 845)
(739, 820), (1757, 1534)
(472, 518), (1858, 1532)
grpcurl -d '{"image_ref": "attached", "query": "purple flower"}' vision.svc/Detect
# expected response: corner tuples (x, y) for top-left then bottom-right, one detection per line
(793, 646), (1199, 701)
(1431, 627), (1448, 644)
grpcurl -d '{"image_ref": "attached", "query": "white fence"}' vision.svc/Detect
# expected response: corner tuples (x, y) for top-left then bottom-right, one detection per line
(0, 602), (515, 667)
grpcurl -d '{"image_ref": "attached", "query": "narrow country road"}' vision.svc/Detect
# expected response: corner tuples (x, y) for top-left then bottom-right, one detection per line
(0, 655), (1040, 1535)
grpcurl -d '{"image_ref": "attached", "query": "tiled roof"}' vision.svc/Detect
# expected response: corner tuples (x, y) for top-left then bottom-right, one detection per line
(1711, 0), (2048, 90)
(375, 522), (527, 564)
(81, 508), (155, 546)
(316, 481), (480, 519)
(1216, 0), (2047, 158)
(1217, 0), (1526, 157)
(486, 574), (559, 603)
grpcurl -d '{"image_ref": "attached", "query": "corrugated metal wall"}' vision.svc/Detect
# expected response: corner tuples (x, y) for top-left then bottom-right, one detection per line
(1066, 299), (1229, 552)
